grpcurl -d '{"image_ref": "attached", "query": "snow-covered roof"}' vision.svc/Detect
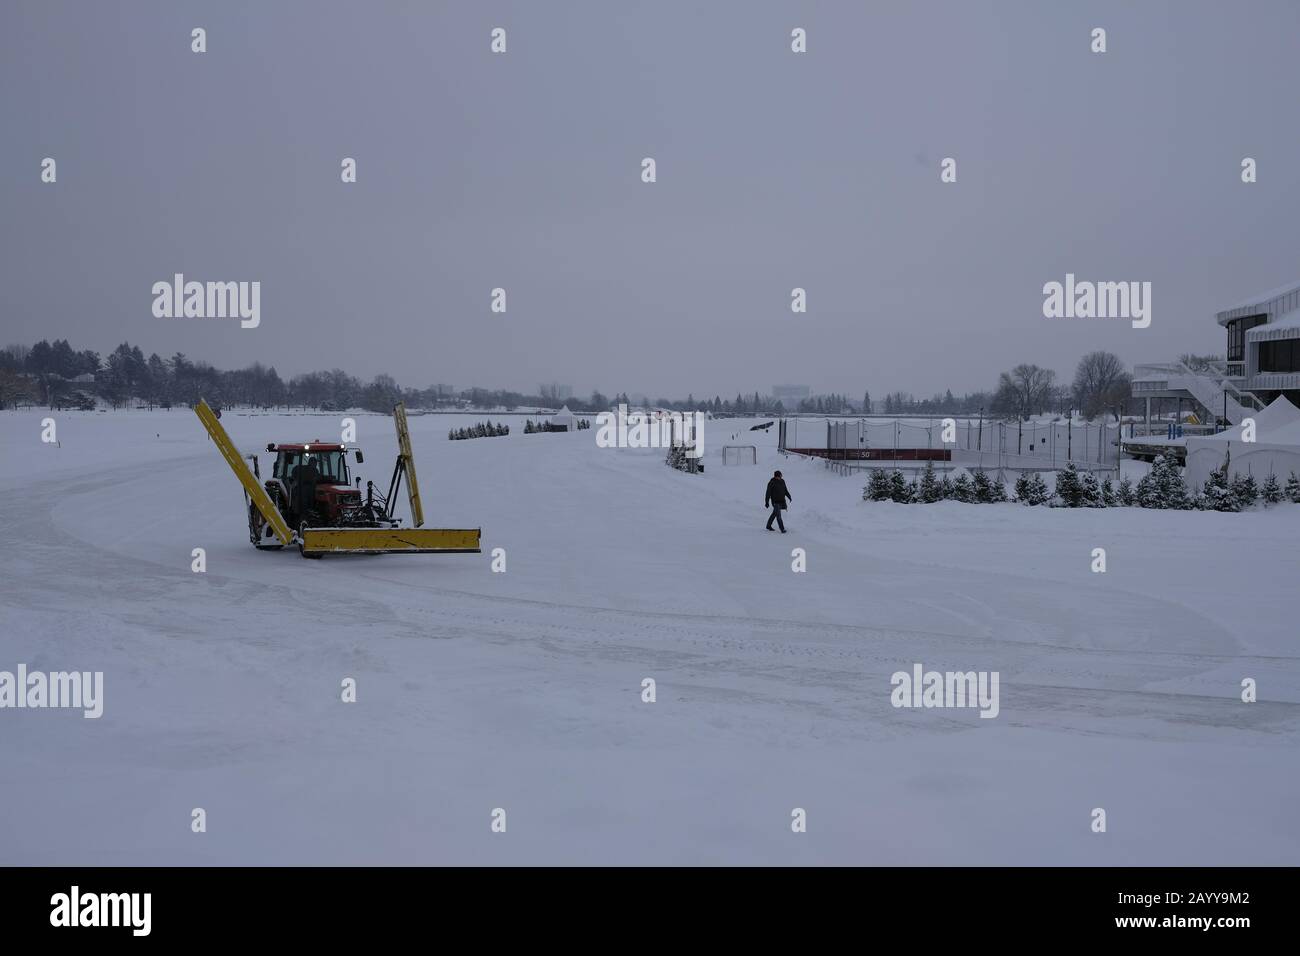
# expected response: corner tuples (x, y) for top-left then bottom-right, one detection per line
(1223, 281), (1300, 312)
(1217, 281), (1300, 324)
(1186, 395), (1300, 444)
(1246, 308), (1300, 341)
(549, 404), (575, 424)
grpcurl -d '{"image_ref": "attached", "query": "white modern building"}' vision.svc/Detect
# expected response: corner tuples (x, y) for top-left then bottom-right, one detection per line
(1217, 281), (1300, 402)
(1131, 281), (1300, 425)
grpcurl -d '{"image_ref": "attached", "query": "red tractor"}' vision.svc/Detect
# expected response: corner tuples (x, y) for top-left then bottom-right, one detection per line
(197, 400), (480, 558)
(251, 441), (374, 544)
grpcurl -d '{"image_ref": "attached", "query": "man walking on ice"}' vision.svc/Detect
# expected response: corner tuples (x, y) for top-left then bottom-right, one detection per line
(765, 470), (792, 532)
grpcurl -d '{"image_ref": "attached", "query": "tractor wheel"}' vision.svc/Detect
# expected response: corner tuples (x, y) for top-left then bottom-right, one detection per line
(249, 501), (284, 550)
(247, 501), (263, 544)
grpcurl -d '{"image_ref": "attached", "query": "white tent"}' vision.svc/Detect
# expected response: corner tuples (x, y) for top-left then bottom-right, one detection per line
(549, 405), (576, 431)
(1185, 396), (1300, 489)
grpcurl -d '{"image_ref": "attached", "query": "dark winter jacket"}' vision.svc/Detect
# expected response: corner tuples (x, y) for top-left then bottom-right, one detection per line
(765, 477), (792, 510)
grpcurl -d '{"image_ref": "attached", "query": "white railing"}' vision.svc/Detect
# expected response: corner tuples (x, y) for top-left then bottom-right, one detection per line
(1131, 361), (1263, 423)
(1126, 422), (1219, 438)
(1133, 362), (1185, 381)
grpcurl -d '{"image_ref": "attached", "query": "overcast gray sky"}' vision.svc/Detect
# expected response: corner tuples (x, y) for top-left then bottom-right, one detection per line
(3, 0), (1299, 399)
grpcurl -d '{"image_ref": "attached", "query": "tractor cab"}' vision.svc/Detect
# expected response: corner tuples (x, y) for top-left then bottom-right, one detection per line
(266, 442), (364, 526)
(270, 443), (353, 487)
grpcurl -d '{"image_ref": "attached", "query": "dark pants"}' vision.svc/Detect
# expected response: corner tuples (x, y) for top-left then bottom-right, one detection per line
(766, 506), (785, 531)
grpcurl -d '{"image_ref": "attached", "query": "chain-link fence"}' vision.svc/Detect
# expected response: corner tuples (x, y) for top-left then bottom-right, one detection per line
(779, 417), (1120, 468)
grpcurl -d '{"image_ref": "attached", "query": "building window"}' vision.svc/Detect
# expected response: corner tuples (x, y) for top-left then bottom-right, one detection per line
(1227, 314), (1267, 362)
(1260, 338), (1300, 373)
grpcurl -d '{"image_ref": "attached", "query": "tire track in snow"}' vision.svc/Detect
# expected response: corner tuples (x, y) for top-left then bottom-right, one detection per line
(19, 450), (1300, 745)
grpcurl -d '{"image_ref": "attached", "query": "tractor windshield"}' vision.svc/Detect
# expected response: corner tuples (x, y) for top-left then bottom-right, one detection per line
(279, 450), (350, 484)
(309, 451), (348, 483)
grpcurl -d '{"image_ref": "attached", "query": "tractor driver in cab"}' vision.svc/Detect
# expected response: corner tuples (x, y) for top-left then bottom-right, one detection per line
(291, 454), (322, 519)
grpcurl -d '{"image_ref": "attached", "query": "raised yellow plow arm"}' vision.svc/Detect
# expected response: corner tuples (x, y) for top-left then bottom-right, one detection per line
(195, 399), (292, 546)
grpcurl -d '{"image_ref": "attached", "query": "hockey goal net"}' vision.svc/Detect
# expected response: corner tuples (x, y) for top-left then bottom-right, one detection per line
(722, 445), (757, 465)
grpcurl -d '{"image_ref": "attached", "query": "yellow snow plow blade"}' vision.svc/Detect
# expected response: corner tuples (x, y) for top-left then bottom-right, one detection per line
(195, 399), (292, 545)
(299, 527), (481, 557)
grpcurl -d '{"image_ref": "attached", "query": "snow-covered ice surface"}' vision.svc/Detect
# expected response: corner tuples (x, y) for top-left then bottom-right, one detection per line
(1, 409), (1298, 865)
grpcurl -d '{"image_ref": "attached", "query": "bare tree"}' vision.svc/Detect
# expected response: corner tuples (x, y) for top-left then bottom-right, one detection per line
(1072, 350), (1131, 419)
(992, 364), (1056, 419)
(1178, 352), (1222, 373)
(1, 343), (32, 369)
(0, 368), (38, 408)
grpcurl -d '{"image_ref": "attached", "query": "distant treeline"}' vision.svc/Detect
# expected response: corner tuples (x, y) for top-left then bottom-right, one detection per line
(1, 338), (1161, 423)
(0, 339), (603, 413)
(0, 340), (822, 415)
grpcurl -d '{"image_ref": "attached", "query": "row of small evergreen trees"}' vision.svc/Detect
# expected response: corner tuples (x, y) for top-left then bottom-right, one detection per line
(1133, 455), (1299, 512)
(864, 456), (1300, 511)
(449, 421), (509, 440)
(865, 463), (1010, 504)
(523, 418), (590, 433)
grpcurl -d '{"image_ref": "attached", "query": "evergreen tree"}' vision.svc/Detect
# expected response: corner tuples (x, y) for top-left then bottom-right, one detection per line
(1016, 472), (1050, 505)
(1116, 475), (1135, 506)
(971, 469), (993, 503)
(1099, 476), (1117, 507)
(951, 472), (975, 503)
(865, 469), (892, 501)
(1262, 473), (1283, 505)
(1231, 472), (1259, 509)
(888, 469), (911, 503)
(1199, 464), (1237, 512)
(918, 460), (943, 503)
(1030, 473), (1051, 505)
(1136, 455), (1190, 509)
(1162, 457), (1192, 509)
(1286, 472), (1300, 503)
(989, 473), (1008, 503)
(1054, 463), (1085, 507)
(1079, 470), (1102, 507)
